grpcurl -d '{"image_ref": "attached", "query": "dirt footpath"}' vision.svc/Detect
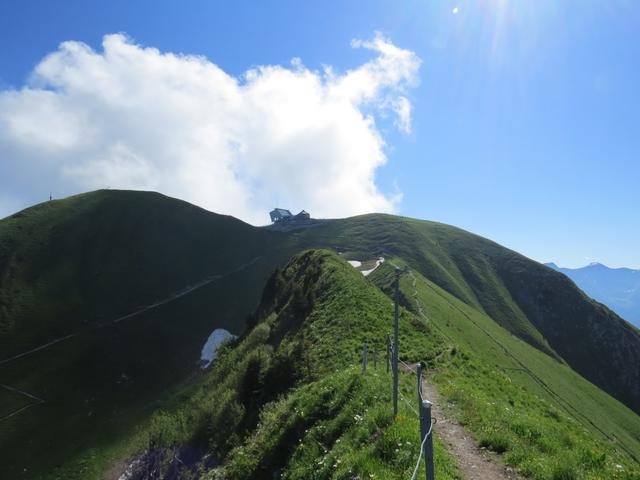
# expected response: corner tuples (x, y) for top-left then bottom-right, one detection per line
(423, 374), (524, 480)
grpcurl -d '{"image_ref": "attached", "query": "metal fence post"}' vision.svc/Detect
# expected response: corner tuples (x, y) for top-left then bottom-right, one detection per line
(417, 364), (435, 480)
(373, 348), (378, 370)
(393, 267), (400, 417)
(362, 343), (368, 374)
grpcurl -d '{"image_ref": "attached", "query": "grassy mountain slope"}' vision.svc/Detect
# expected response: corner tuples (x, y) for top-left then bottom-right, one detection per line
(289, 214), (640, 413)
(45, 249), (463, 480)
(373, 262), (640, 475)
(0, 190), (292, 479)
(1, 190), (639, 478)
(63, 250), (640, 480)
(0, 189), (282, 352)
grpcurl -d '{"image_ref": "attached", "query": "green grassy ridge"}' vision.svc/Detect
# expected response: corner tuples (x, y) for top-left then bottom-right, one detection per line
(289, 213), (640, 413)
(286, 214), (551, 353)
(369, 260), (640, 477)
(219, 367), (461, 480)
(2, 192), (638, 415)
(0, 189), (280, 354)
(0, 190), (294, 479)
(58, 249), (639, 480)
(46, 249), (462, 479)
(1, 190), (639, 477)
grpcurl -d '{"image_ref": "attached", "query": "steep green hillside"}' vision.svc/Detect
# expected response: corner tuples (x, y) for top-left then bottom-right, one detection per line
(38, 250), (463, 479)
(372, 261), (640, 476)
(1, 190), (639, 478)
(289, 214), (640, 413)
(60, 250), (640, 480)
(0, 189), (284, 352)
(0, 190), (291, 479)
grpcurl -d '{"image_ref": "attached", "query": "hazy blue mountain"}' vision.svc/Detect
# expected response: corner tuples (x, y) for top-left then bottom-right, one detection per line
(546, 262), (640, 327)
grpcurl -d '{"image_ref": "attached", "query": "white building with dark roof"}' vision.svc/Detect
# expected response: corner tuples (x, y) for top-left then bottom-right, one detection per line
(269, 208), (293, 223)
(269, 208), (312, 224)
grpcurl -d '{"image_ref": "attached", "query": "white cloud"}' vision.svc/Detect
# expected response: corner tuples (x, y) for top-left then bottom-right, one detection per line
(0, 33), (420, 224)
(392, 96), (413, 134)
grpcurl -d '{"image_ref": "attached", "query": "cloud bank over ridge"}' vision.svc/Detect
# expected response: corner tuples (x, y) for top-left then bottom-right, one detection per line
(0, 33), (420, 223)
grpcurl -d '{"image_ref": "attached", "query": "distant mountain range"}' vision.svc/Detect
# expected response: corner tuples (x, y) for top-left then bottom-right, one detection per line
(546, 262), (640, 328)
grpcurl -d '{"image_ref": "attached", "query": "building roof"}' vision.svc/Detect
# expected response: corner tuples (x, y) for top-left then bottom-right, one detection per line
(271, 208), (292, 217)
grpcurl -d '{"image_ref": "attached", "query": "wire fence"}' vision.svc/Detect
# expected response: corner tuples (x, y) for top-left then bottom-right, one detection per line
(411, 418), (435, 480)
(360, 340), (436, 480)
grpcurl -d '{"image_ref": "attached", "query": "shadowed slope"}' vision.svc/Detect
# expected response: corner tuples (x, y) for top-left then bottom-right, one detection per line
(0, 190), (289, 479)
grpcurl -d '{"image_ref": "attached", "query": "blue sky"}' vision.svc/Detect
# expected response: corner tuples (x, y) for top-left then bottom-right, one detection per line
(0, 0), (638, 268)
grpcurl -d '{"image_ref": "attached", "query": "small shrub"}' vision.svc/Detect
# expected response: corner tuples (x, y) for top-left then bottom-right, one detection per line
(551, 462), (577, 480)
(510, 421), (542, 442)
(580, 448), (606, 471)
(546, 407), (561, 422)
(147, 411), (186, 448)
(479, 431), (511, 454)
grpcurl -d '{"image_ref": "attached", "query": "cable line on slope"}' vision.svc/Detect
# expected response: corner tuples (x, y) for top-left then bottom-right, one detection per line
(0, 256), (264, 368)
(0, 256), (265, 424)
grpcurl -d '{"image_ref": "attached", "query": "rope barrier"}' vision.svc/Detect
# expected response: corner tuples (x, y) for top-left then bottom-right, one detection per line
(410, 419), (434, 480)
(399, 391), (419, 417)
(399, 358), (416, 371)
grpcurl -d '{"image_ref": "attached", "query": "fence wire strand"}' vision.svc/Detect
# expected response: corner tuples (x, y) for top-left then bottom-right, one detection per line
(361, 337), (436, 480)
(398, 390), (419, 417)
(410, 419), (434, 480)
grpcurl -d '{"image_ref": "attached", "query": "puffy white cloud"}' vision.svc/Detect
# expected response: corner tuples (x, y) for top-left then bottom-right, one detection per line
(392, 96), (413, 134)
(0, 33), (420, 224)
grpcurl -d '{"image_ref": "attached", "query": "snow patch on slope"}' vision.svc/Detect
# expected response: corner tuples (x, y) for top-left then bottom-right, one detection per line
(200, 329), (235, 368)
(363, 257), (385, 276)
(346, 257), (385, 276)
